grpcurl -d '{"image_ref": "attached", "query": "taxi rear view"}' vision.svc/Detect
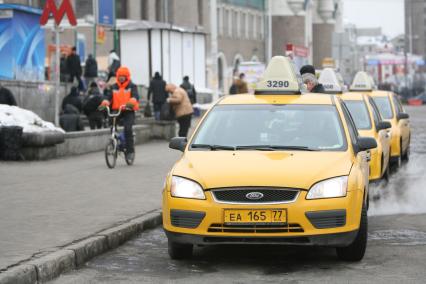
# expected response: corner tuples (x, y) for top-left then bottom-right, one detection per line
(163, 56), (377, 262)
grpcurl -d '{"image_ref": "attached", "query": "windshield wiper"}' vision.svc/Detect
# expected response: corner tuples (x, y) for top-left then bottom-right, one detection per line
(235, 145), (317, 151)
(191, 144), (236, 151)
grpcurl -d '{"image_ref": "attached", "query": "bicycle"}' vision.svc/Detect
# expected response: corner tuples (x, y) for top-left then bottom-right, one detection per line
(103, 106), (135, 169)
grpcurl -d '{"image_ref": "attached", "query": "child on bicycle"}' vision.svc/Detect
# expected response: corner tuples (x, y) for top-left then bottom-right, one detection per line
(99, 66), (139, 160)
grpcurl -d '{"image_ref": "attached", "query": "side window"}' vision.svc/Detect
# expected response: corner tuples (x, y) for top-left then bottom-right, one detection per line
(391, 95), (403, 115)
(340, 102), (359, 147)
(368, 97), (382, 127)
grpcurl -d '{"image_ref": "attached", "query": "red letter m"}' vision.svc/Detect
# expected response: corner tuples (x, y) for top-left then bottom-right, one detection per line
(40, 0), (77, 26)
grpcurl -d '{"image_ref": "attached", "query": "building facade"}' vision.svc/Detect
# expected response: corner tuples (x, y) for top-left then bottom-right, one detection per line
(405, 0), (426, 57)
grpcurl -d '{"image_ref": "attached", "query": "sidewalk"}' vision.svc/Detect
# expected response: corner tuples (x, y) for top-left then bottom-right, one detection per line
(0, 140), (180, 271)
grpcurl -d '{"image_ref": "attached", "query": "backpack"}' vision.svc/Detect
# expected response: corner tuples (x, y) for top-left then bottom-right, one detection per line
(110, 59), (121, 75)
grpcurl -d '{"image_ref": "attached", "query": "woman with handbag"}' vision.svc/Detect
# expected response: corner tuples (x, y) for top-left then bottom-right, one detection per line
(165, 84), (194, 137)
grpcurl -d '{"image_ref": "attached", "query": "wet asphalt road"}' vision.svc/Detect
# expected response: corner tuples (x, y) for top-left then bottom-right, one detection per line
(53, 106), (426, 284)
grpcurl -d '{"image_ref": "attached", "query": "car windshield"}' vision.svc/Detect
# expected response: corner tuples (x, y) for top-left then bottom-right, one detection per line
(344, 100), (372, 130)
(191, 104), (347, 151)
(373, 97), (393, 119)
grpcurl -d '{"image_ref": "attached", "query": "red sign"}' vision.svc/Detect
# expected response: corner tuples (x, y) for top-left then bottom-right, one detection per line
(40, 0), (77, 26)
(286, 44), (309, 58)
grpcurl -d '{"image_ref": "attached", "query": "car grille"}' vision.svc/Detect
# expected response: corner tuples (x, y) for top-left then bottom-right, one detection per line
(208, 223), (304, 234)
(211, 188), (299, 204)
(170, 209), (205, 229)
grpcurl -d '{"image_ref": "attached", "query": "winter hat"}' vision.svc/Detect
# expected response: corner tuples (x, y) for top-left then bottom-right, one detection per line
(300, 65), (316, 76)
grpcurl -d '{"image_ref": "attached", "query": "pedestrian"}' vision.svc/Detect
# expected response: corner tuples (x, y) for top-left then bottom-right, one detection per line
(300, 65), (325, 93)
(83, 82), (104, 130)
(229, 76), (238, 95)
(99, 67), (139, 160)
(84, 54), (98, 87)
(180, 76), (197, 104)
(66, 47), (84, 91)
(60, 104), (84, 132)
(166, 84), (193, 137)
(235, 73), (248, 94)
(0, 84), (17, 106)
(147, 72), (168, 120)
(107, 49), (121, 81)
(62, 86), (83, 113)
(60, 53), (68, 82)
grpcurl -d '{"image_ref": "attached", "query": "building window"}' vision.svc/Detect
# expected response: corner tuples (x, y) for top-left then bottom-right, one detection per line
(218, 57), (224, 91)
(198, 0), (204, 25)
(232, 10), (238, 38)
(156, 0), (162, 21)
(141, 0), (148, 20)
(227, 9), (232, 37)
(253, 13), (257, 39)
(258, 15), (264, 39)
(116, 0), (128, 19)
(241, 13), (246, 39)
(236, 11), (241, 38)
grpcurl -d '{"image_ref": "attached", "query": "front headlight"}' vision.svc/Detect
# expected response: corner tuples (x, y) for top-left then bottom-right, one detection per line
(170, 176), (206, 200)
(306, 176), (348, 200)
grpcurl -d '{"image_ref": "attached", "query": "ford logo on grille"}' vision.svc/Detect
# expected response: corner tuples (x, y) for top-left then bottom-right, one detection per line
(246, 192), (264, 200)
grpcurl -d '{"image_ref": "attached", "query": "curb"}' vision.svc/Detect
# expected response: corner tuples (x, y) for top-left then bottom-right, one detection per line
(0, 210), (162, 284)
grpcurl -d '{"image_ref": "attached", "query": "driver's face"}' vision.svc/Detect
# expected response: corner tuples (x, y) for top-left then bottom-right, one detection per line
(118, 76), (127, 83)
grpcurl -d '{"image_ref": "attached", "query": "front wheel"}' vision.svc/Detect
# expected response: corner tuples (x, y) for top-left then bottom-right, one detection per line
(105, 139), (117, 169)
(168, 240), (193, 260)
(336, 206), (367, 262)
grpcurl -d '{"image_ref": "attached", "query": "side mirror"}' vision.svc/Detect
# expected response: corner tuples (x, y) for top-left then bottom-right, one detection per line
(376, 121), (392, 131)
(397, 113), (409, 120)
(357, 137), (377, 152)
(169, 137), (187, 152)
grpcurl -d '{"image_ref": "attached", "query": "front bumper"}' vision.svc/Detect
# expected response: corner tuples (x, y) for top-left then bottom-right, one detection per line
(163, 189), (364, 245)
(165, 229), (358, 247)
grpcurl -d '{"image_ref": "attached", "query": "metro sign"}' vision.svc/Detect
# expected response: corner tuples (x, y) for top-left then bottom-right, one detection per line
(40, 0), (77, 26)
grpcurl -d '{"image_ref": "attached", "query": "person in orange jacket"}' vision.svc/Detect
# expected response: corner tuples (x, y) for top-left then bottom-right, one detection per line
(100, 67), (139, 159)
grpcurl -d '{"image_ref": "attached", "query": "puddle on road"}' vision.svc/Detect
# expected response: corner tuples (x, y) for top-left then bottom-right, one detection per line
(369, 229), (426, 246)
(369, 154), (426, 216)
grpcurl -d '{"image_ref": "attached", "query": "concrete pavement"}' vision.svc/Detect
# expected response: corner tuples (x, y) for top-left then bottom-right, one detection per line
(0, 140), (181, 271)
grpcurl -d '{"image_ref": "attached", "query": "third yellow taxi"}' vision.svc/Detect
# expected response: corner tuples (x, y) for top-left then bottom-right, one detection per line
(355, 73), (411, 168)
(163, 56), (376, 262)
(319, 69), (392, 182)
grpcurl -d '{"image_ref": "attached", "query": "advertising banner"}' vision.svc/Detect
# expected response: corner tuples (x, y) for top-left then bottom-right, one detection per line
(97, 0), (115, 27)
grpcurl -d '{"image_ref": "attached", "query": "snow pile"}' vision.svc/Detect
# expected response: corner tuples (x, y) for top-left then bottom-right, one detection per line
(0, 105), (64, 133)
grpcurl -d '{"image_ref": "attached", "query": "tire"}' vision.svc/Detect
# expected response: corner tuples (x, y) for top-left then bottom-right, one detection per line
(402, 140), (410, 163)
(168, 240), (193, 260)
(105, 139), (117, 169)
(336, 205), (367, 262)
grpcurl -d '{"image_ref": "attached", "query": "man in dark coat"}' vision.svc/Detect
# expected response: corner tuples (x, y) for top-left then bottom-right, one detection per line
(66, 47), (84, 91)
(62, 86), (83, 113)
(300, 65), (325, 93)
(147, 72), (168, 120)
(60, 104), (84, 132)
(60, 53), (68, 82)
(83, 82), (104, 130)
(180, 76), (197, 104)
(0, 84), (17, 106)
(84, 54), (98, 86)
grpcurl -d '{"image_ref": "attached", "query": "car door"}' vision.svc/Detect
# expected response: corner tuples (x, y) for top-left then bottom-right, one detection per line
(391, 94), (410, 152)
(340, 101), (369, 190)
(368, 97), (391, 172)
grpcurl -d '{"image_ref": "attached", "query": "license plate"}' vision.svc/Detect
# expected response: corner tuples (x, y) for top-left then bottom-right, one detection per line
(224, 209), (287, 224)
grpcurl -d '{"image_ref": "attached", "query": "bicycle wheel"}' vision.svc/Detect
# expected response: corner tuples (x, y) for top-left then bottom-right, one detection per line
(105, 139), (117, 169)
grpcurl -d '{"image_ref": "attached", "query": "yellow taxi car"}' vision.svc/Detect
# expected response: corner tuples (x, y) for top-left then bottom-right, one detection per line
(319, 69), (391, 182)
(351, 72), (410, 167)
(163, 56), (377, 262)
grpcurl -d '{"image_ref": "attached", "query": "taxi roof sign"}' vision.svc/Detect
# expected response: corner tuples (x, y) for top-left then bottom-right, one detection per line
(255, 56), (302, 95)
(350, 71), (373, 92)
(318, 68), (343, 94)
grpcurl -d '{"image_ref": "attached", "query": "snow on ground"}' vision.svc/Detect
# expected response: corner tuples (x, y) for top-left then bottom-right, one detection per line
(0, 105), (64, 133)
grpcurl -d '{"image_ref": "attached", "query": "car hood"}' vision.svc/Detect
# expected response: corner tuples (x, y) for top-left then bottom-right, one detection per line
(172, 151), (353, 190)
